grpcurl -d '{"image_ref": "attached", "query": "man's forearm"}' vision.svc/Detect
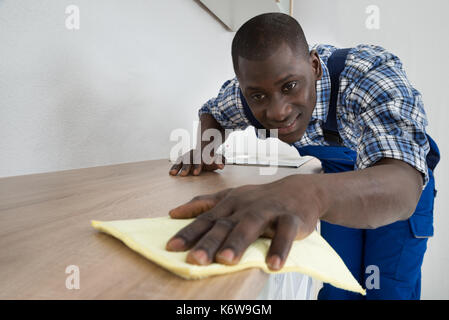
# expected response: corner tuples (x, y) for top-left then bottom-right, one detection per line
(198, 113), (226, 150)
(309, 158), (423, 229)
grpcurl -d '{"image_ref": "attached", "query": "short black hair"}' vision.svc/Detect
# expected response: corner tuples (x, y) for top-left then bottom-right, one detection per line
(231, 12), (309, 74)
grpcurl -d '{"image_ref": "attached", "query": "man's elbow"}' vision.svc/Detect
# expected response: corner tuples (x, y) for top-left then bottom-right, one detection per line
(386, 159), (424, 221)
(401, 174), (423, 221)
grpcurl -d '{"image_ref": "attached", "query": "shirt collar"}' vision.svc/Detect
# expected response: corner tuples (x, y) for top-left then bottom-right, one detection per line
(310, 57), (331, 122)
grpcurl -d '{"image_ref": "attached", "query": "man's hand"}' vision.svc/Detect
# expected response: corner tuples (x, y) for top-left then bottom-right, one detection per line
(169, 149), (226, 176)
(166, 157), (424, 270)
(165, 175), (322, 270)
(169, 113), (227, 177)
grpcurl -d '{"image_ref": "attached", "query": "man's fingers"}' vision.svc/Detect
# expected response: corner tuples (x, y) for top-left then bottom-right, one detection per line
(217, 154), (226, 169)
(203, 154), (226, 171)
(215, 212), (268, 265)
(203, 163), (223, 171)
(169, 195), (218, 219)
(170, 152), (225, 175)
(166, 200), (233, 254)
(175, 152), (195, 176)
(166, 216), (215, 252)
(266, 214), (301, 271)
(179, 163), (192, 176)
(169, 159), (183, 176)
(186, 217), (236, 265)
(192, 164), (202, 176)
(266, 215), (301, 270)
(169, 188), (233, 219)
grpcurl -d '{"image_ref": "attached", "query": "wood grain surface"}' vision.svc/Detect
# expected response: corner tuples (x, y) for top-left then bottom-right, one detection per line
(0, 158), (321, 299)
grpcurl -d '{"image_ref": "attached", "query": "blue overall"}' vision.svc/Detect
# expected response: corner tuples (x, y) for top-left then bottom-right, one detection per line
(240, 49), (440, 299)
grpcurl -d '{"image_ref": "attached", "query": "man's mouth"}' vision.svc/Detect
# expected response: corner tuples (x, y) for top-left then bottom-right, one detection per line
(277, 114), (301, 135)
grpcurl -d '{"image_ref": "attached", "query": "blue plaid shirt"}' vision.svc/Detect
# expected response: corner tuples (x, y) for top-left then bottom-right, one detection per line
(198, 44), (430, 186)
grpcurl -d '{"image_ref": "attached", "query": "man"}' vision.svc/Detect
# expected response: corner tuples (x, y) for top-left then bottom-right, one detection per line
(166, 13), (439, 299)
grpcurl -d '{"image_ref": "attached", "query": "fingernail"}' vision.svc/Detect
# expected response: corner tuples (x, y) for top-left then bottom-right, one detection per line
(192, 250), (208, 265)
(267, 255), (281, 270)
(217, 249), (234, 263)
(166, 238), (185, 251)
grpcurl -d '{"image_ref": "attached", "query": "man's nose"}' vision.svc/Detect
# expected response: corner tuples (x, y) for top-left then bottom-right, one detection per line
(266, 97), (292, 123)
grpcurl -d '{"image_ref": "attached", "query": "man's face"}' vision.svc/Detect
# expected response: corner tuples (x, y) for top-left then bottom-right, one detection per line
(237, 43), (322, 144)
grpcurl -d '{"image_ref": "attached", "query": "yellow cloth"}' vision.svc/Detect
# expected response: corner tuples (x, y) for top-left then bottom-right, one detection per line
(91, 216), (366, 295)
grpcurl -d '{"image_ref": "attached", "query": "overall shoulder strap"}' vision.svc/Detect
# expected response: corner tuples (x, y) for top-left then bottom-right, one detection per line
(323, 48), (351, 146)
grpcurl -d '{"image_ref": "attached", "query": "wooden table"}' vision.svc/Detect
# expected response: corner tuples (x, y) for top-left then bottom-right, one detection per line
(0, 158), (321, 299)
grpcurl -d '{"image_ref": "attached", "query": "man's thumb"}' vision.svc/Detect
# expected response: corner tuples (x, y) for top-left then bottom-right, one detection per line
(216, 154), (226, 169)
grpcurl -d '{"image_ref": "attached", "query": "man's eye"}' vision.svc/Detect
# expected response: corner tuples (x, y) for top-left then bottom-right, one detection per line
(282, 81), (297, 92)
(251, 93), (265, 101)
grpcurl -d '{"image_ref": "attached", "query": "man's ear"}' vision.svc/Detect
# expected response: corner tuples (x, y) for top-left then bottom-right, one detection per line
(309, 50), (322, 80)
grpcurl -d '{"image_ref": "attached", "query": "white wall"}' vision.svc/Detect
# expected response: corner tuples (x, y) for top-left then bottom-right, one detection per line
(0, 0), (236, 176)
(293, 0), (449, 299)
(1, 0), (447, 299)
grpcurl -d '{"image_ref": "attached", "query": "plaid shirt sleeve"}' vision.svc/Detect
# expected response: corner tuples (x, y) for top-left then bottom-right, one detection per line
(198, 77), (251, 130)
(352, 50), (430, 187)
